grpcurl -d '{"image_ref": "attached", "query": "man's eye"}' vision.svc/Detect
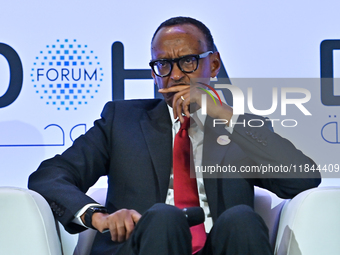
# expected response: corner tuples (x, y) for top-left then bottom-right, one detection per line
(157, 61), (169, 68)
(182, 57), (195, 64)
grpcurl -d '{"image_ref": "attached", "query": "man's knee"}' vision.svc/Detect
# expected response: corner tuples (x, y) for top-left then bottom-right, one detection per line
(215, 204), (268, 233)
(126, 204), (192, 255)
(205, 205), (272, 255)
(141, 203), (189, 227)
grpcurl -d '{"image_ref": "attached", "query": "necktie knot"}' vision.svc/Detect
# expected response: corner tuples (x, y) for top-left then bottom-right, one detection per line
(180, 116), (191, 131)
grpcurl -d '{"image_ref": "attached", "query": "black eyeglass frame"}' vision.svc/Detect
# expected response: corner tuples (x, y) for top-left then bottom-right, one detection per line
(149, 51), (213, 77)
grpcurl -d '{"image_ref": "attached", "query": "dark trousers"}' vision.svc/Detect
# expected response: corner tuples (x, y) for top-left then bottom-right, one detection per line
(113, 203), (273, 255)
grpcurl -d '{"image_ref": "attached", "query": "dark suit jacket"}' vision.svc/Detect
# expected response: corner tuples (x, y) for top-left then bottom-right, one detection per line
(28, 99), (320, 253)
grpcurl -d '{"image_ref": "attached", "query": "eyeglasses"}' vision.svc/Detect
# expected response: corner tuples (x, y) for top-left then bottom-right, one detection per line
(149, 51), (213, 77)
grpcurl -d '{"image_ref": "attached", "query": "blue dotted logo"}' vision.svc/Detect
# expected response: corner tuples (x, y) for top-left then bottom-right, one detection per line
(31, 39), (103, 110)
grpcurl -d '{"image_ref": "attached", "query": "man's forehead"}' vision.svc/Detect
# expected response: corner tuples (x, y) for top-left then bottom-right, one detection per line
(151, 24), (207, 51)
(155, 24), (203, 38)
(159, 24), (198, 35)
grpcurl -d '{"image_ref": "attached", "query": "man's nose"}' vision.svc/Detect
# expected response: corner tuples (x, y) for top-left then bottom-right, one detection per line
(169, 63), (185, 82)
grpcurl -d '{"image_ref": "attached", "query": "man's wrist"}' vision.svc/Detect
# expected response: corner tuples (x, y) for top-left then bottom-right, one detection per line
(83, 206), (108, 229)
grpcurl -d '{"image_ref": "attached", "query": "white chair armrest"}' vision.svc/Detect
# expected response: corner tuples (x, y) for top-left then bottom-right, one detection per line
(0, 187), (63, 255)
(275, 186), (340, 255)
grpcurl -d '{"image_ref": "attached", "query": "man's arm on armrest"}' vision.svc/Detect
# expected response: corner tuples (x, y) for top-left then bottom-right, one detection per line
(28, 102), (117, 233)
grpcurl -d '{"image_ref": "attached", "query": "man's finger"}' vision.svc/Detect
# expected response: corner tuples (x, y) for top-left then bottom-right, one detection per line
(181, 92), (191, 118)
(124, 217), (136, 240)
(109, 222), (118, 242)
(173, 94), (184, 122)
(158, 85), (190, 93)
(131, 211), (142, 223)
(172, 91), (191, 122)
(116, 222), (127, 242)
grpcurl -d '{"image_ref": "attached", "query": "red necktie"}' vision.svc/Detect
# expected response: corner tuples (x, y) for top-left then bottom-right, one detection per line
(173, 117), (206, 254)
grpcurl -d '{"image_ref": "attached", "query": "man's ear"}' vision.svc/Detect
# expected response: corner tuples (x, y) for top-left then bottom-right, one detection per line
(210, 52), (221, 78)
(151, 70), (156, 80)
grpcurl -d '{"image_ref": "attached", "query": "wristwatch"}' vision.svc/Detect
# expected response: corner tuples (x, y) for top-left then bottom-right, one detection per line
(84, 206), (108, 229)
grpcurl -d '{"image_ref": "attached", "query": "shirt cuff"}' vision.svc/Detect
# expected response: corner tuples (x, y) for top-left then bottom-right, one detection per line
(225, 114), (239, 134)
(72, 203), (104, 227)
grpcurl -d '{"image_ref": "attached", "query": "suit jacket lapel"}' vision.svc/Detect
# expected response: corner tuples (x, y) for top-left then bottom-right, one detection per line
(140, 100), (172, 202)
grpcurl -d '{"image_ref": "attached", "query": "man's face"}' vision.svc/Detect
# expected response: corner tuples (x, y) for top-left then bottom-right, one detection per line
(151, 24), (220, 107)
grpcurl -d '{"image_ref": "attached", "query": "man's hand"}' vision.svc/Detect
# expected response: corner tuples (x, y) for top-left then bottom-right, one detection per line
(84, 209), (141, 242)
(159, 83), (233, 124)
(159, 85), (193, 122)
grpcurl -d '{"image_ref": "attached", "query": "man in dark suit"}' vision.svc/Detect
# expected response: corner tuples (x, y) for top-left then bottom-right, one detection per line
(29, 17), (320, 255)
